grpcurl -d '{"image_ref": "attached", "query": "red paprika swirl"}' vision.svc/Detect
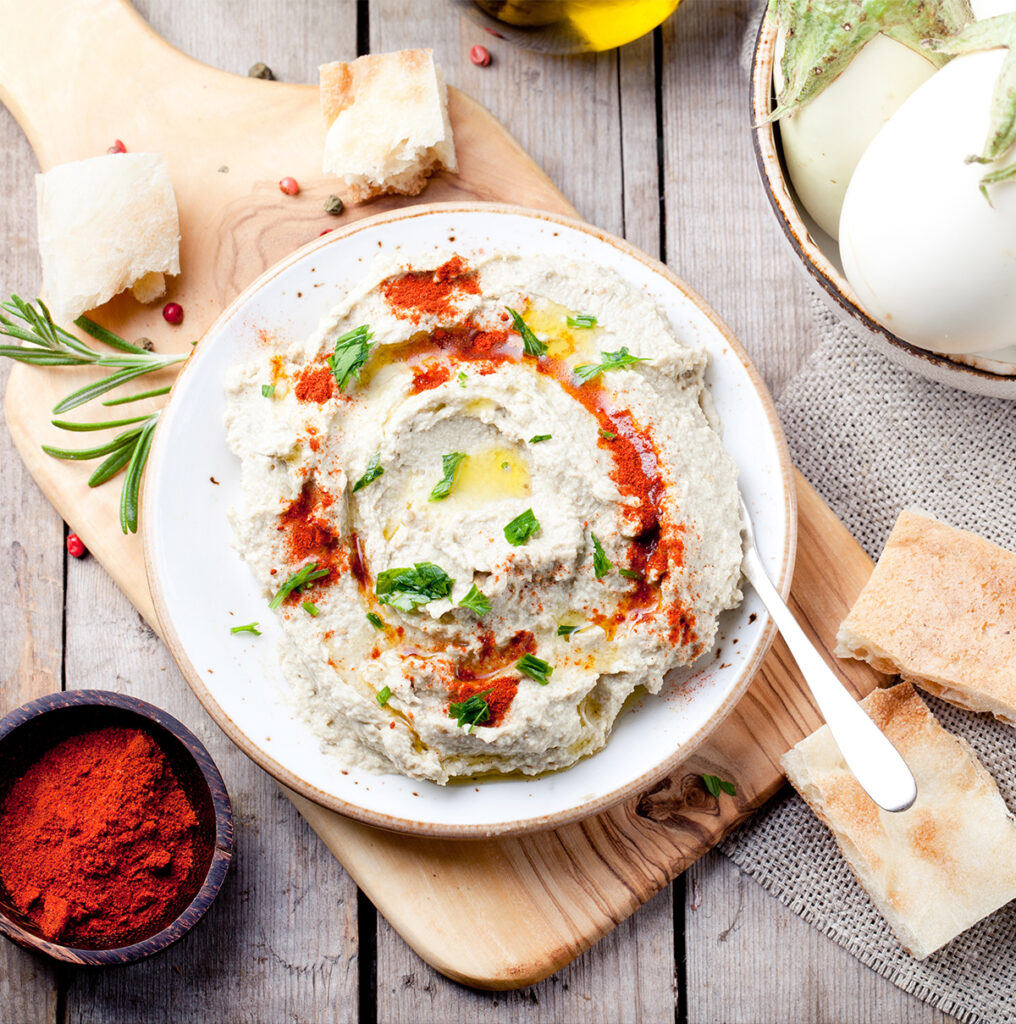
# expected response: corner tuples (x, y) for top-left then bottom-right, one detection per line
(224, 252), (744, 784)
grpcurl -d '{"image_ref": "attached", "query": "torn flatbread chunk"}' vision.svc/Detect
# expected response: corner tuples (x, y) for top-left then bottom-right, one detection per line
(836, 508), (1016, 725)
(782, 682), (1016, 959)
(36, 152), (180, 322)
(319, 48), (456, 202)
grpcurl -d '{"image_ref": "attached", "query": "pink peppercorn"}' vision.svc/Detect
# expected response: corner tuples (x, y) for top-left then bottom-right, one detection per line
(279, 176), (300, 195)
(162, 302), (184, 325)
(108, 139), (126, 154)
(66, 533), (86, 558)
(470, 45), (492, 67)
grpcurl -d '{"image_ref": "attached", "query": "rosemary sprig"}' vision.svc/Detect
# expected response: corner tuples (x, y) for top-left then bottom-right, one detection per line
(0, 296), (188, 534)
(42, 411), (161, 534)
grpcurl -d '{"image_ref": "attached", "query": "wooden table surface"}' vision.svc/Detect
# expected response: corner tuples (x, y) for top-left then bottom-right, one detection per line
(0, 1), (956, 1021)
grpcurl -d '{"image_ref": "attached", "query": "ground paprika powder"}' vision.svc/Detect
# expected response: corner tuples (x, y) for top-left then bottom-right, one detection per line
(0, 726), (205, 946)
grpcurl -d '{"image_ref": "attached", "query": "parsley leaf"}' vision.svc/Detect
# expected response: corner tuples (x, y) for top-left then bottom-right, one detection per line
(504, 508), (540, 546)
(261, 384), (275, 398)
(366, 612), (385, 630)
(352, 452), (384, 493)
(269, 563), (329, 610)
(329, 324), (374, 391)
(557, 624), (578, 640)
(701, 774), (736, 798)
(302, 601), (320, 617)
(506, 307), (547, 357)
(457, 370), (468, 388)
(375, 562), (455, 612)
(376, 686), (392, 708)
(574, 347), (650, 384)
(529, 434), (552, 444)
(516, 653), (553, 685)
(591, 534), (612, 579)
(230, 622), (262, 636)
(567, 313), (597, 328)
(449, 690), (492, 733)
(619, 568), (643, 580)
(430, 451), (466, 501)
(458, 583), (491, 616)
(599, 429), (616, 440)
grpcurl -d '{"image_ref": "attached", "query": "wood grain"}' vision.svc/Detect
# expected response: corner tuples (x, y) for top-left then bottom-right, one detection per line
(0, 0), (958, 1018)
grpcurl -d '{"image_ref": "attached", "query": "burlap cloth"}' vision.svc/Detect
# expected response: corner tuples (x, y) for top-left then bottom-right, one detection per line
(719, 297), (1016, 1024)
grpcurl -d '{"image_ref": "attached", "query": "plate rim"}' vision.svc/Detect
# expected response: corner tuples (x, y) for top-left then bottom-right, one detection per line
(143, 200), (797, 838)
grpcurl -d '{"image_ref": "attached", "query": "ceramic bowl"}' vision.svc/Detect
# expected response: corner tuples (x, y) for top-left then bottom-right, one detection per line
(0, 690), (233, 965)
(143, 202), (796, 838)
(749, 10), (1016, 400)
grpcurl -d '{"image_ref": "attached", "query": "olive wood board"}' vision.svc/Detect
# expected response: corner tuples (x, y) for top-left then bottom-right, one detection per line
(0, 0), (888, 990)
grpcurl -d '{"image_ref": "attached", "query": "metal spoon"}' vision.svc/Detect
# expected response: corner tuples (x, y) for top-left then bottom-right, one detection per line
(740, 498), (918, 813)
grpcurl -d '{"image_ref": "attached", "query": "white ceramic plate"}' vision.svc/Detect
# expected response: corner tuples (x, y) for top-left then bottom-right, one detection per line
(144, 203), (796, 837)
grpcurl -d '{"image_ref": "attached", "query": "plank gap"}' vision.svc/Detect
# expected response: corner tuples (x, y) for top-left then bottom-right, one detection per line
(359, 889), (378, 1024)
(674, 877), (686, 1024)
(615, 47), (627, 240)
(357, 0), (370, 57)
(652, 24), (667, 265)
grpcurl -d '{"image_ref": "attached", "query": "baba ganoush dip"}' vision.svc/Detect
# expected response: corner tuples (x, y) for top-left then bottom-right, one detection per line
(224, 252), (743, 784)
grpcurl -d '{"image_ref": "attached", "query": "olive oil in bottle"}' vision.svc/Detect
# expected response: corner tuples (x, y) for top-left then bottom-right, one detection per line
(458, 0), (681, 54)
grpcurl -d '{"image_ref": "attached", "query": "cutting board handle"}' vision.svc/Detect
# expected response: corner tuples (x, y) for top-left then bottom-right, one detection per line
(0, 0), (218, 169)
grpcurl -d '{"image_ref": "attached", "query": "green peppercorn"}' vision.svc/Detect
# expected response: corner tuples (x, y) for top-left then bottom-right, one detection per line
(248, 62), (275, 80)
(324, 195), (345, 216)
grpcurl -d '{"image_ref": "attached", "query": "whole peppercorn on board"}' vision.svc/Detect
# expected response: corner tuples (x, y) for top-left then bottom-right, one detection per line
(0, 0), (888, 990)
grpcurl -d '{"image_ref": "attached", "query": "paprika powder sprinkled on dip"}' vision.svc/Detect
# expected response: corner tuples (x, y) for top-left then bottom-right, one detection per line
(224, 251), (744, 785)
(0, 725), (208, 947)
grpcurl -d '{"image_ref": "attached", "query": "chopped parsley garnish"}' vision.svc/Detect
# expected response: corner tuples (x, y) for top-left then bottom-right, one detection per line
(701, 774), (736, 798)
(619, 568), (643, 580)
(567, 313), (597, 328)
(230, 622), (262, 636)
(591, 533), (612, 579)
(352, 452), (384, 493)
(329, 324), (374, 391)
(261, 384), (275, 398)
(366, 612), (385, 630)
(506, 306), (547, 357)
(516, 653), (553, 685)
(302, 600), (320, 616)
(529, 434), (552, 444)
(376, 686), (392, 708)
(458, 583), (491, 617)
(504, 508), (540, 546)
(375, 562), (455, 612)
(574, 347), (650, 384)
(557, 624), (579, 640)
(449, 690), (492, 733)
(457, 370), (468, 388)
(269, 563), (329, 610)
(599, 429), (616, 440)
(430, 451), (466, 501)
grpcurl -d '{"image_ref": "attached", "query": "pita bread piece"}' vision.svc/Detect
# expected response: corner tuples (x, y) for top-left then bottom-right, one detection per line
(836, 508), (1016, 724)
(36, 152), (181, 323)
(782, 682), (1016, 959)
(320, 49), (456, 202)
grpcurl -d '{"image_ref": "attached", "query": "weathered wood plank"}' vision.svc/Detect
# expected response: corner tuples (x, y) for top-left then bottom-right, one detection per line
(661, 0), (815, 398)
(0, 96), (61, 1024)
(366, 4), (677, 1020)
(61, 561), (361, 1023)
(376, 886), (675, 1024)
(685, 852), (955, 1024)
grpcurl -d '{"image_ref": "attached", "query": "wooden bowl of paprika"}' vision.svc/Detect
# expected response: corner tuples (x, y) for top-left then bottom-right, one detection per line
(0, 690), (233, 965)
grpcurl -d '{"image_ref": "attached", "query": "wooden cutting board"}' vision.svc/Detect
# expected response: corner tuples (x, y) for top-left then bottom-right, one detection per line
(0, 0), (887, 989)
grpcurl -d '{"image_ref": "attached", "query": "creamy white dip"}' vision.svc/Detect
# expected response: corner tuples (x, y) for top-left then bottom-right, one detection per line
(224, 252), (743, 783)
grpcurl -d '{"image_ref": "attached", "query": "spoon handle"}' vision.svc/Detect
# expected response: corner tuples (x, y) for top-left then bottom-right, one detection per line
(742, 544), (917, 813)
